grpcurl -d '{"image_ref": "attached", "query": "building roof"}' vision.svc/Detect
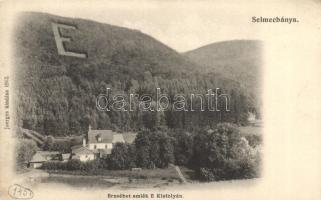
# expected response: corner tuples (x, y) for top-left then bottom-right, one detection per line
(122, 133), (137, 144)
(29, 151), (60, 163)
(112, 134), (125, 143)
(72, 146), (94, 155)
(88, 129), (113, 143)
(30, 152), (46, 163)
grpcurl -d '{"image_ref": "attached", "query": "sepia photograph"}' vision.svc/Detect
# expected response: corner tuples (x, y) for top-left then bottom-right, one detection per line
(0, 1), (320, 200)
(12, 9), (263, 189)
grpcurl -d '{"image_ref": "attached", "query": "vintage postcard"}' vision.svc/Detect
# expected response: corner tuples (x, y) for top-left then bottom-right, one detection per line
(0, 0), (320, 200)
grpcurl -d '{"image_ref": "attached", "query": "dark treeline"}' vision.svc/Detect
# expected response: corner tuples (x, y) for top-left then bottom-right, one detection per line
(41, 123), (261, 181)
(16, 65), (255, 136)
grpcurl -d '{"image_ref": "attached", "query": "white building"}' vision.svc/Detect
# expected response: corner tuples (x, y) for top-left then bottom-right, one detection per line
(29, 151), (60, 168)
(86, 125), (114, 153)
(71, 125), (137, 161)
(71, 146), (95, 162)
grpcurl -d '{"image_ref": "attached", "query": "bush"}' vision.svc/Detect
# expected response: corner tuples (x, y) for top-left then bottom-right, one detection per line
(109, 143), (136, 170)
(193, 123), (261, 181)
(41, 159), (103, 172)
(41, 161), (66, 170)
(244, 134), (262, 147)
(42, 136), (73, 153)
(173, 130), (194, 166)
(199, 168), (216, 182)
(16, 139), (38, 170)
(66, 159), (83, 170)
(135, 130), (175, 169)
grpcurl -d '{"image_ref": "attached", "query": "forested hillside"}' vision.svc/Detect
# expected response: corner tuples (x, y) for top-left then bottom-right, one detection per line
(14, 12), (255, 136)
(184, 40), (263, 111)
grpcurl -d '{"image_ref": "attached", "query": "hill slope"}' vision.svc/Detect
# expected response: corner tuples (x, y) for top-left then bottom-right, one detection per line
(14, 12), (198, 82)
(184, 40), (263, 103)
(13, 12), (252, 136)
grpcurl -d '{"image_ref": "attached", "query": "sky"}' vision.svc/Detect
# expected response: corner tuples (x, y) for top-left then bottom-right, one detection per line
(11, 1), (268, 52)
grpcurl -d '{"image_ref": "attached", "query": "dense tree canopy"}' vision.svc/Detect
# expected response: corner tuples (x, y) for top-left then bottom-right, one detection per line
(14, 12), (258, 137)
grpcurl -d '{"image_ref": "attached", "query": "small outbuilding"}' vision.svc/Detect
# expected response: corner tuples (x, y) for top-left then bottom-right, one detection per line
(29, 152), (46, 168)
(71, 146), (95, 162)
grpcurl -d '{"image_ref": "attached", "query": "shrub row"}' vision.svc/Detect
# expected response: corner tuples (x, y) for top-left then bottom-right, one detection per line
(41, 159), (106, 172)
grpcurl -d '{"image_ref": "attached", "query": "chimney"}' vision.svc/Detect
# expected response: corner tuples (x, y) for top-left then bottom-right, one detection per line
(83, 137), (86, 147)
(89, 124), (92, 131)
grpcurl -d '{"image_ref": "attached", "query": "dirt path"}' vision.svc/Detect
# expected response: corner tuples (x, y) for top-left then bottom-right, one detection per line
(174, 166), (187, 184)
